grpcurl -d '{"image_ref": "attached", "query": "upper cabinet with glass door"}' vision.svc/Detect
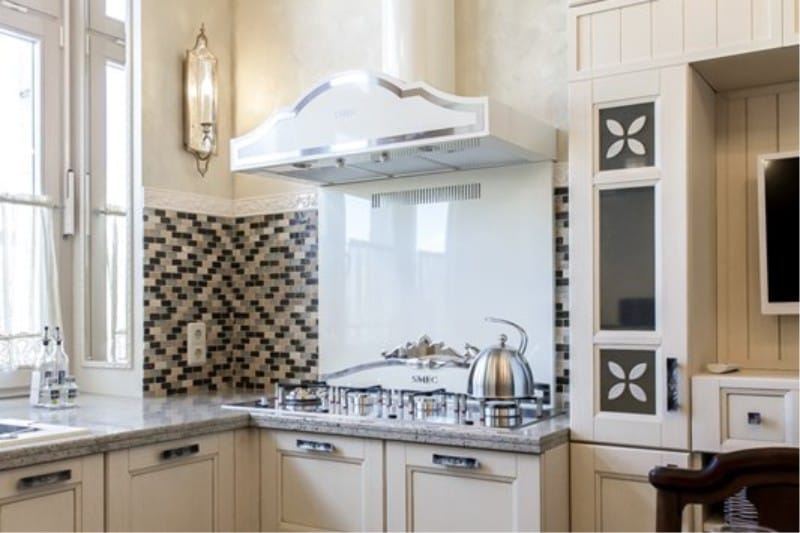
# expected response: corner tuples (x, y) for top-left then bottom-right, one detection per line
(570, 66), (717, 450)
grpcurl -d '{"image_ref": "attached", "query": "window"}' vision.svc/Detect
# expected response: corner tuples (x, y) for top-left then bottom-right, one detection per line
(0, 3), (63, 376)
(83, 0), (132, 366)
(0, 0), (133, 379)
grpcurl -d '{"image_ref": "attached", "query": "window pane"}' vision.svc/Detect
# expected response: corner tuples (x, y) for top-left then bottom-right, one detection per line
(0, 204), (56, 368)
(105, 0), (127, 22)
(105, 60), (128, 209)
(0, 29), (39, 196)
(599, 187), (656, 330)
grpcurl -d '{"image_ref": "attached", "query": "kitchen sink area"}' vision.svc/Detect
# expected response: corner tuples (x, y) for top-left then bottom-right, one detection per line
(0, 420), (90, 449)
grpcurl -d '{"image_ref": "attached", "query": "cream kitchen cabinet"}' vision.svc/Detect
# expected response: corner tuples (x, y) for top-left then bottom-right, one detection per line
(693, 372), (800, 452)
(570, 443), (692, 532)
(570, 65), (717, 450)
(385, 441), (569, 532)
(260, 430), (383, 532)
(0, 454), (103, 532)
(569, 0), (786, 79)
(105, 431), (235, 532)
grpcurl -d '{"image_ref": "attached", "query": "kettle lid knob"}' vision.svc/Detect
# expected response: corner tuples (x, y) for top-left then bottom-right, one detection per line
(498, 333), (508, 347)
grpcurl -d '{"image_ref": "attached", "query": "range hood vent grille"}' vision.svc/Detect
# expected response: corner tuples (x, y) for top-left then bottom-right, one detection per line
(371, 183), (481, 208)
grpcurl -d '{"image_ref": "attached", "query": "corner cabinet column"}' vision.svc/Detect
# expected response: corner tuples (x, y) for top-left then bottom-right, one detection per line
(571, 65), (706, 449)
(569, 63), (716, 531)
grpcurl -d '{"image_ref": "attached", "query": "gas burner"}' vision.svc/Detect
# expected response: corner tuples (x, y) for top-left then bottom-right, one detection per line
(277, 382), (328, 411)
(483, 401), (521, 428)
(225, 381), (552, 429)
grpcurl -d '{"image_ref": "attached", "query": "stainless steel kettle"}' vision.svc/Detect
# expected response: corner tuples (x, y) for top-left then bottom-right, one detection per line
(466, 317), (535, 399)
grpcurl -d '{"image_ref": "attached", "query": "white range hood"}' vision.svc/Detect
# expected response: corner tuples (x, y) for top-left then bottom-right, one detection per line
(230, 70), (556, 185)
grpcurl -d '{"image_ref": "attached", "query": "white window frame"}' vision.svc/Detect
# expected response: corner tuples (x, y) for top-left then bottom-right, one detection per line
(0, 0), (66, 391)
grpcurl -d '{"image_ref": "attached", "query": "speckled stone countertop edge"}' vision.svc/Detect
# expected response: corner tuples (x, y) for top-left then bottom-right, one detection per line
(0, 415), (253, 471)
(248, 413), (571, 454)
(0, 393), (570, 471)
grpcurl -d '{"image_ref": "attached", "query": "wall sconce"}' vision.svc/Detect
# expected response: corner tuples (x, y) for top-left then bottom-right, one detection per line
(184, 24), (218, 177)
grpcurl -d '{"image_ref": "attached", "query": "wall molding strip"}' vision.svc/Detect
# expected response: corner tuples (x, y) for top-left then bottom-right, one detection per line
(143, 187), (319, 217)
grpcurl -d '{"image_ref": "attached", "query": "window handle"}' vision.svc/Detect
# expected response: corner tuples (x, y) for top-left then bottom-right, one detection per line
(63, 169), (75, 237)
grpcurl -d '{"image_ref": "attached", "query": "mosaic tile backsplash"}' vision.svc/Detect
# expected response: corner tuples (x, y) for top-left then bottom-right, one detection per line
(143, 208), (318, 395)
(142, 188), (570, 401)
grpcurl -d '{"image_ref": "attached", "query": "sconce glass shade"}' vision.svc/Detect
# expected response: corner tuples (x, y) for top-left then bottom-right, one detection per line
(184, 24), (218, 177)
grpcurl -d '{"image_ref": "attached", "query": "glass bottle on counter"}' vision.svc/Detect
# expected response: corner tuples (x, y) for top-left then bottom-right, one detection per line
(63, 376), (78, 407)
(29, 326), (54, 406)
(53, 326), (69, 386)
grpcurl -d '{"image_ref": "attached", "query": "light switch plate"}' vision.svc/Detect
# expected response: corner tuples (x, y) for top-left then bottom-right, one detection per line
(187, 322), (207, 365)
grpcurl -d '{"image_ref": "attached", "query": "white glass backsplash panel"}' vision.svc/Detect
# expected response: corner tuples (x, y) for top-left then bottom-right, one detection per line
(319, 163), (554, 395)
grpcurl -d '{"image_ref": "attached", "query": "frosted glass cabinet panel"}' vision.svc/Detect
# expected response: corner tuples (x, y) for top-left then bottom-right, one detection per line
(599, 187), (655, 331)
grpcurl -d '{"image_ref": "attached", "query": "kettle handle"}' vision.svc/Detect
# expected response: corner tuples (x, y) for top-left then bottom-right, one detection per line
(485, 317), (528, 357)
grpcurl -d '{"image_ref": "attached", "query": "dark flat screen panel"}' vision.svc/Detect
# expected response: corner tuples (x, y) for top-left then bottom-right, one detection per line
(599, 187), (656, 330)
(763, 156), (799, 304)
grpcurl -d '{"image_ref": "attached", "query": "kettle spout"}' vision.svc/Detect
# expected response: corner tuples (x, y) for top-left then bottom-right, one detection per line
(485, 317), (528, 357)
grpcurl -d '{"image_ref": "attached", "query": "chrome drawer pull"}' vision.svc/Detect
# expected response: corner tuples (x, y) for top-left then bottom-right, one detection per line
(296, 439), (335, 453)
(18, 469), (71, 490)
(432, 453), (480, 469)
(747, 412), (762, 425)
(160, 443), (200, 461)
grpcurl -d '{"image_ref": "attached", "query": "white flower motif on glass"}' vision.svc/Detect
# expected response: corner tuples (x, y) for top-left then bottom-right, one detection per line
(605, 115), (647, 159)
(607, 361), (648, 403)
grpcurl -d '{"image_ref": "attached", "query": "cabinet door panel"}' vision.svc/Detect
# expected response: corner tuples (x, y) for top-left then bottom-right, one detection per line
(0, 455), (103, 533)
(280, 454), (367, 531)
(571, 443), (691, 532)
(106, 432), (234, 532)
(0, 490), (75, 532)
(410, 471), (513, 532)
(129, 459), (214, 532)
(261, 431), (384, 532)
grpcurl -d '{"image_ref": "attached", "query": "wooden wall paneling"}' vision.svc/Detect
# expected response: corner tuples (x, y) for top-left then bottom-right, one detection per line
(592, 8), (622, 68)
(575, 13), (592, 74)
(746, 94), (781, 363)
(751, 0), (781, 42)
(684, 0), (717, 53)
(717, 0), (752, 47)
(777, 89), (800, 363)
(723, 97), (751, 366)
(687, 69), (718, 377)
(784, 0), (800, 44)
(716, 97), (730, 360)
(651, 0), (683, 58)
(620, 2), (652, 64)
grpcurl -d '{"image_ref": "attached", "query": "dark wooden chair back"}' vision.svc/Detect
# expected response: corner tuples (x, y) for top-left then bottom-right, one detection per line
(649, 447), (799, 532)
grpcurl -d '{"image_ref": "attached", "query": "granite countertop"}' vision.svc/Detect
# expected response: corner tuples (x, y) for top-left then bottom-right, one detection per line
(249, 409), (570, 454)
(0, 392), (569, 471)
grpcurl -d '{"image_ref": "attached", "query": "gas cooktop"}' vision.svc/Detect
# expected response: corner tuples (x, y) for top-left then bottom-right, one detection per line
(223, 381), (552, 430)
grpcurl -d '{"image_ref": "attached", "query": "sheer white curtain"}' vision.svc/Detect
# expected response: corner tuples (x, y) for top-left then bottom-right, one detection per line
(0, 200), (61, 370)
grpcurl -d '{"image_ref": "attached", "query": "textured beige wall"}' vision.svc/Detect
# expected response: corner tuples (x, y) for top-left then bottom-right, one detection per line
(230, 0), (567, 198)
(455, 0), (568, 160)
(232, 0), (382, 198)
(141, 0), (234, 198)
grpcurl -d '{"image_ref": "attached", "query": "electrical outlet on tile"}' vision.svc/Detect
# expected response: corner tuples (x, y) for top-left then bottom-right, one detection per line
(186, 322), (207, 365)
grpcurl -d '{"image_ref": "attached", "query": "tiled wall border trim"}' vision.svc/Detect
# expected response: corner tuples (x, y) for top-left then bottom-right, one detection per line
(143, 187), (319, 217)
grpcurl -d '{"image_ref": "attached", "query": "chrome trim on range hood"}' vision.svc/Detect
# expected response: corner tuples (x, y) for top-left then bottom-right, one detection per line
(230, 71), (556, 185)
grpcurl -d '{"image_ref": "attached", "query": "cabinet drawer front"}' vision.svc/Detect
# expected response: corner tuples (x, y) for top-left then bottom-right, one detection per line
(0, 458), (85, 500)
(725, 390), (789, 444)
(127, 433), (220, 471)
(272, 430), (370, 460)
(404, 443), (518, 478)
